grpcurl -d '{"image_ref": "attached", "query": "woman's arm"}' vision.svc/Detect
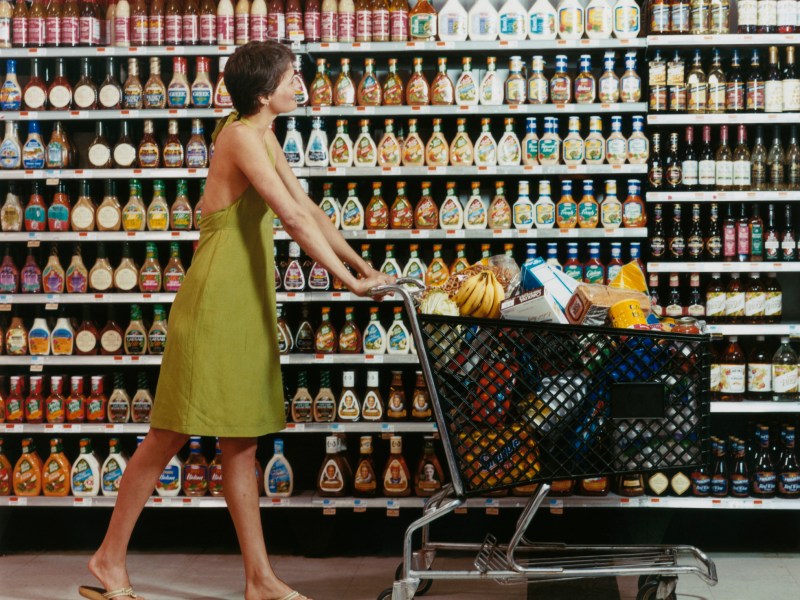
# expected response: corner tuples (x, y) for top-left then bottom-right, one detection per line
(268, 133), (375, 278)
(220, 125), (385, 295)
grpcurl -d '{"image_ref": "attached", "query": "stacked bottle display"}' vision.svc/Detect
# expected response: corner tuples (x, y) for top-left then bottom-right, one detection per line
(1, 180), (203, 232)
(0, 0), (642, 48)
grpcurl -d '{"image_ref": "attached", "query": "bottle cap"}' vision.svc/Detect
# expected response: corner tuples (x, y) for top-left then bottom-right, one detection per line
(274, 438), (284, 454)
(343, 371), (355, 388)
(325, 436), (338, 453)
(367, 371), (379, 388)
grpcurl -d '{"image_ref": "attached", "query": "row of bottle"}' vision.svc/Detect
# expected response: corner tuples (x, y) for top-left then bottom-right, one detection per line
(712, 336), (800, 401)
(303, 52), (643, 108)
(0, 118), (211, 170)
(1, 180), (202, 232)
(648, 0), (800, 35)
(0, 372), (153, 423)
(648, 126), (800, 192)
(649, 203), (799, 263)
(0, 0), (643, 48)
(277, 305), (413, 354)
(315, 179), (645, 233)
(289, 116), (649, 169)
(648, 47), (800, 114)
(0, 56), (230, 111)
(286, 369), (431, 422)
(0, 242), (186, 294)
(2, 303), (167, 355)
(648, 272), (783, 323)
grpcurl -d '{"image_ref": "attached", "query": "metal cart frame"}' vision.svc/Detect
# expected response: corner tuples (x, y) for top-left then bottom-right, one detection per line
(371, 281), (718, 600)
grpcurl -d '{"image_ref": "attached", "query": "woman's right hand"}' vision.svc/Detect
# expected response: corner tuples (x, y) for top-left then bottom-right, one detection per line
(350, 272), (396, 298)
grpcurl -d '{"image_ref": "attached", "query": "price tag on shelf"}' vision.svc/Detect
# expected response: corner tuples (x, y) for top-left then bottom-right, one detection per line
(380, 167), (399, 174)
(364, 354), (384, 363)
(380, 423), (395, 434)
(8, 497), (27, 506)
(0, 304), (11, 311)
(492, 229), (513, 238)
(355, 106), (375, 114)
(314, 354), (334, 363)
(322, 499), (336, 516)
(181, 498), (195, 506)
(73, 497), (93, 507)
(386, 500), (400, 517)
(354, 499), (367, 513)
(45, 178), (59, 186)
(366, 230), (386, 238)
(75, 169), (94, 178)
(30, 357), (44, 372)
(269, 498), (287, 507)
(485, 499), (499, 515)
(27, 239), (41, 248)
(151, 497), (172, 506)
(45, 303), (59, 311)
(4, 424), (22, 432)
(477, 166), (496, 174)
(454, 506), (468, 515)
(549, 499), (563, 515)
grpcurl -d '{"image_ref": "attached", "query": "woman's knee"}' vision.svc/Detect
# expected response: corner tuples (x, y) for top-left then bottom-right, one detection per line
(147, 428), (191, 456)
(218, 437), (258, 459)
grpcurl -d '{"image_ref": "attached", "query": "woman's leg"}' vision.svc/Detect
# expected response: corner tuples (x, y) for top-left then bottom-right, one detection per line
(88, 427), (190, 591)
(220, 437), (309, 600)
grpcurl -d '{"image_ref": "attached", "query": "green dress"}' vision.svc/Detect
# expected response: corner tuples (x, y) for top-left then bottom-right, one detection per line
(151, 112), (286, 437)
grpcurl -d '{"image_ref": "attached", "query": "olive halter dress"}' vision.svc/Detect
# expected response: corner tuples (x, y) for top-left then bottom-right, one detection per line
(150, 112), (286, 437)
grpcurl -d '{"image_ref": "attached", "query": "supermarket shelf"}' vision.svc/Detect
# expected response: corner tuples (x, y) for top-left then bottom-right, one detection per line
(648, 33), (800, 47)
(0, 292), (400, 304)
(0, 45), (242, 59)
(648, 262), (800, 273)
(0, 293), (176, 304)
(0, 231), (201, 242)
(647, 191), (800, 203)
(3, 493), (800, 510)
(1, 422), (437, 434)
(0, 168), (308, 180)
(711, 401), (800, 413)
(705, 324), (800, 336)
(648, 113), (800, 125)
(308, 165), (647, 177)
(0, 354), (418, 366)
(0, 228), (647, 242)
(0, 108), (234, 121)
(306, 39), (647, 54)
(307, 103), (647, 117)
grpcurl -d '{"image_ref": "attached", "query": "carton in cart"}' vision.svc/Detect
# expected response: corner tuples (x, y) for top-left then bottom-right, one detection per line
(500, 288), (568, 324)
(520, 258), (579, 311)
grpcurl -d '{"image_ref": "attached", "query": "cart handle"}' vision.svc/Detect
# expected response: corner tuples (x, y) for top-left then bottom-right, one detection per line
(368, 278), (425, 306)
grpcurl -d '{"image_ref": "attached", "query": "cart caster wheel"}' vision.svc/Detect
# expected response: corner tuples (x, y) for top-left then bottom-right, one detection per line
(635, 579), (677, 600)
(377, 588), (393, 600)
(394, 563), (433, 596)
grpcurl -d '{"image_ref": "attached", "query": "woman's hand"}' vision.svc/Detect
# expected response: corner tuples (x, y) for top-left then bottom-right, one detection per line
(350, 272), (397, 298)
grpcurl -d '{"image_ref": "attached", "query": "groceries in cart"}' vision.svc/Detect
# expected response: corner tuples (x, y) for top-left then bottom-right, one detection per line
(405, 253), (707, 496)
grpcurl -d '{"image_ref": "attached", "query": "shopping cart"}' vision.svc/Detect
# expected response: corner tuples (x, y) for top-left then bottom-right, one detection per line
(370, 280), (718, 600)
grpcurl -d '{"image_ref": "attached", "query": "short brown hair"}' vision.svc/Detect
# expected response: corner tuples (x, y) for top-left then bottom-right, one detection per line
(225, 41), (295, 116)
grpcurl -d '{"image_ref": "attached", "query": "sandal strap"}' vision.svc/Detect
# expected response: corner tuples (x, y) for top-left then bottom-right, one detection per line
(103, 589), (138, 599)
(279, 593), (301, 600)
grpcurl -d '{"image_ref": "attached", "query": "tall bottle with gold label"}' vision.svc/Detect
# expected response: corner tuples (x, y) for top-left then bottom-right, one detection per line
(382, 58), (404, 105)
(122, 180), (146, 232)
(309, 58), (333, 106)
(333, 58), (355, 106)
(147, 180), (169, 231)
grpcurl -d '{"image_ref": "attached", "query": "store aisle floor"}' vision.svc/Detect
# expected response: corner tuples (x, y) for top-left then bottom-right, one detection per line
(1, 552), (798, 599)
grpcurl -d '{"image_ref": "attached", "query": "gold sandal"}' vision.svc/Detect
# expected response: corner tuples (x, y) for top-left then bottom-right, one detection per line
(78, 586), (142, 599)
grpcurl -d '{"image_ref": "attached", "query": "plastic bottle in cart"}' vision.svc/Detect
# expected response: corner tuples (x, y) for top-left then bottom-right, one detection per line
(528, 0), (556, 39)
(563, 243), (582, 281)
(101, 438), (128, 497)
(71, 438), (100, 497)
(468, 0), (498, 40)
(265, 438), (294, 497)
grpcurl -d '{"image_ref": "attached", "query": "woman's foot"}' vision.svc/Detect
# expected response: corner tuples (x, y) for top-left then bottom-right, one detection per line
(87, 551), (137, 597)
(245, 577), (312, 600)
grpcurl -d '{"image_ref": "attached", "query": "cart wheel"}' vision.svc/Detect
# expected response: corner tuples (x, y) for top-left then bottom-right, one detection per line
(635, 580), (677, 600)
(394, 562), (433, 596)
(377, 588), (393, 600)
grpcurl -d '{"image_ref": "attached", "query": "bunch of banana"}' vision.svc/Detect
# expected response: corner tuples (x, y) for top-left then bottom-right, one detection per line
(455, 271), (505, 319)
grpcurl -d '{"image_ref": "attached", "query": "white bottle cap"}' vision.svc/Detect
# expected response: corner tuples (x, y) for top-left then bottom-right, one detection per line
(367, 371), (379, 388)
(343, 371), (356, 388)
(325, 436), (338, 453)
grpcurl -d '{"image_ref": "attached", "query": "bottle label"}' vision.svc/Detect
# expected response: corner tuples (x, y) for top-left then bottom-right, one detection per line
(710, 364), (720, 392)
(28, 16), (45, 45)
(711, 476), (728, 496)
(783, 80), (800, 111)
(745, 291), (766, 317)
(698, 160), (716, 185)
(779, 473), (800, 495)
(739, 0), (758, 24)
(754, 472), (777, 494)
(725, 291), (745, 316)
(167, 83), (189, 108)
(319, 459), (344, 493)
(773, 364), (798, 393)
(715, 160), (733, 186)
(500, 13), (525, 36)
(765, 80), (783, 112)
(186, 141), (208, 168)
(199, 14), (216, 43)
(733, 160), (751, 187)
(766, 291), (782, 316)
(720, 364), (745, 393)
(165, 15), (182, 43)
(410, 13), (435, 38)
(217, 14), (234, 42)
(758, 0), (778, 25)
(79, 16), (101, 45)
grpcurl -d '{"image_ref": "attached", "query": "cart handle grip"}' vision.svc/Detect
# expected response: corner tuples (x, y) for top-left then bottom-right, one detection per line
(368, 278), (425, 315)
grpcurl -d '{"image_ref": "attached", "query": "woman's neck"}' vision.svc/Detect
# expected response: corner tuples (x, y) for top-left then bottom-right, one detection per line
(241, 108), (276, 133)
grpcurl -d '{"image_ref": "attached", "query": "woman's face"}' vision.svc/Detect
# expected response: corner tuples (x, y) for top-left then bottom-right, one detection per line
(267, 63), (297, 115)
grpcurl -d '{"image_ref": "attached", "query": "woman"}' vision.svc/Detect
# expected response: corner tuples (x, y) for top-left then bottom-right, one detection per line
(81, 41), (394, 600)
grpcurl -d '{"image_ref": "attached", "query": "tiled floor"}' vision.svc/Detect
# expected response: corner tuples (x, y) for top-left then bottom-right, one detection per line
(0, 551), (798, 599)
